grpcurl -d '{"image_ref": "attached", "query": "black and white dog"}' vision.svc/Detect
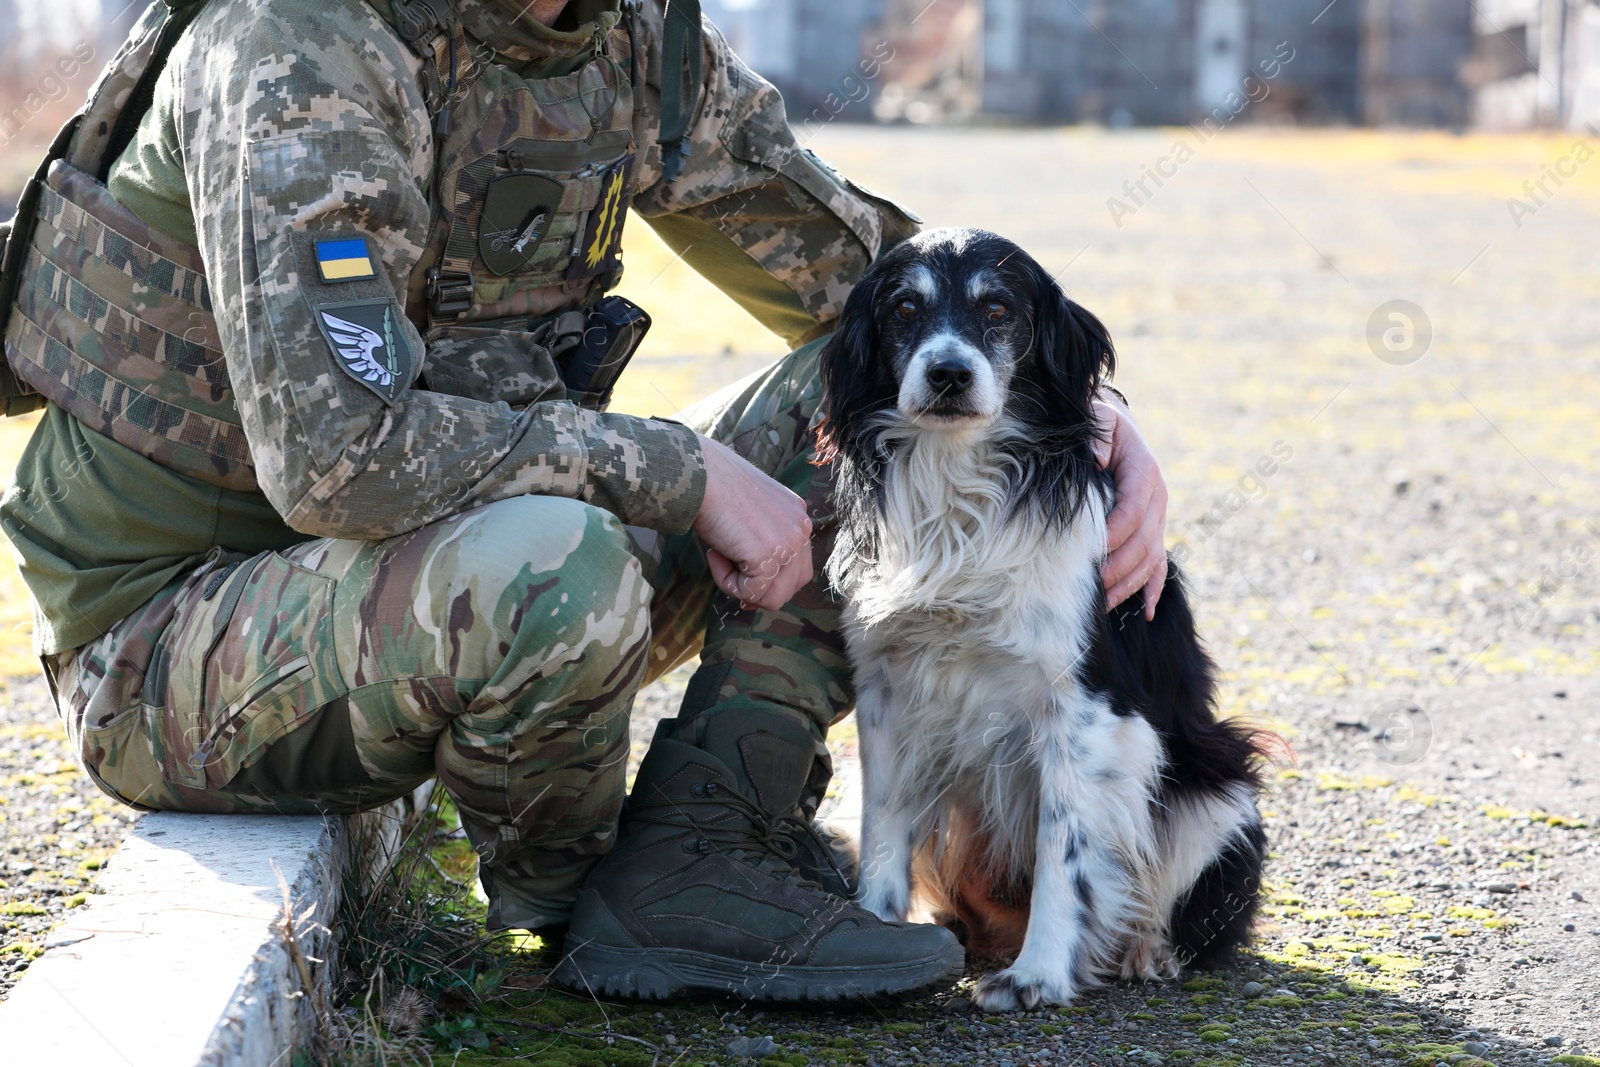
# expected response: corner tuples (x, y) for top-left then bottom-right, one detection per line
(816, 228), (1270, 1011)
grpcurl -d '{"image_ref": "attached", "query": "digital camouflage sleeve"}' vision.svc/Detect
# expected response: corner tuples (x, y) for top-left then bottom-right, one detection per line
(168, 0), (914, 543)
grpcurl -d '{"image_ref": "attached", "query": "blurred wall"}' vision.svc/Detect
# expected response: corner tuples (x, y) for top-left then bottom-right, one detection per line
(1362, 0), (1475, 126)
(702, 0), (885, 122)
(976, 0), (1364, 125)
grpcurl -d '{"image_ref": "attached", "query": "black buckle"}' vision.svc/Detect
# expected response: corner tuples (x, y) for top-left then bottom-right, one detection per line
(392, 0), (456, 51)
(426, 267), (475, 319)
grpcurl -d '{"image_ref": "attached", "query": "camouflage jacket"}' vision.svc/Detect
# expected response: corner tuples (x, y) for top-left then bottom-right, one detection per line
(146, 0), (915, 539)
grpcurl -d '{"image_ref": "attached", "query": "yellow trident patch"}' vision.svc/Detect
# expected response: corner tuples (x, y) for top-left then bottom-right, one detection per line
(569, 155), (633, 280)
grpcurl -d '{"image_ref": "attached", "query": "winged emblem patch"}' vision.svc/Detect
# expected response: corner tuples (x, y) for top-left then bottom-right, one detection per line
(312, 299), (416, 404)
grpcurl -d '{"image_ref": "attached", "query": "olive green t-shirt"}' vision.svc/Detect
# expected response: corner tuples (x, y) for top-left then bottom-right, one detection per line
(0, 407), (308, 654)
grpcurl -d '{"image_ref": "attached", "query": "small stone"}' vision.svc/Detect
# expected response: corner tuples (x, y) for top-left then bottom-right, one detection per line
(1572, 890), (1586, 902)
(1421, 933), (1444, 942)
(726, 1035), (779, 1058)
(664, 1034), (677, 1047)
(1565, 924), (1577, 932)
(1484, 882), (1516, 894)
(1545, 1036), (1564, 1047)
(1242, 980), (1266, 997)
(1452, 962), (1468, 976)
(942, 996), (971, 1012)
(1464, 1042), (1487, 1056)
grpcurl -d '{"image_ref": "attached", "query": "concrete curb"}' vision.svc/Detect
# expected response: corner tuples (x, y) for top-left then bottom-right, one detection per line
(0, 805), (404, 1067)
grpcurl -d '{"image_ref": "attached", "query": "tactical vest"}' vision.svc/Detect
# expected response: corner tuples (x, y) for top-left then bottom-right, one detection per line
(0, 0), (700, 494)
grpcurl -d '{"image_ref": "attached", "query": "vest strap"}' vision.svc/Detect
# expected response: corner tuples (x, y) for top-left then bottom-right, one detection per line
(657, 0), (703, 184)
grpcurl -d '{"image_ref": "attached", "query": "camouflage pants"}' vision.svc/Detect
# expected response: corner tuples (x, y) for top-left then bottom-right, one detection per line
(51, 339), (848, 930)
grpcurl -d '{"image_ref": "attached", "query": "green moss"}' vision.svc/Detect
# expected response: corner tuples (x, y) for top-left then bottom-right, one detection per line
(1179, 1013), (1207, 1023)
(1553, 1057), (1600, 1067)
(0, 902), (46, 916)
(1404, 1042), (1465, 1066)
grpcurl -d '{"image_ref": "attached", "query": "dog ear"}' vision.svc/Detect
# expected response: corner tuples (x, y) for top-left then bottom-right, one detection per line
(814, 270), (889, 466)
(1027, 264), (1117, 428)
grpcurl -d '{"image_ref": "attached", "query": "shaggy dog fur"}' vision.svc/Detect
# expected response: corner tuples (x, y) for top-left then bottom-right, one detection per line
(817, 228), (1271, 1010)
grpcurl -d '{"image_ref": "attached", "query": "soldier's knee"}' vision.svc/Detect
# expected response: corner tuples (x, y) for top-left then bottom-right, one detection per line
(440, 497), (649, 681)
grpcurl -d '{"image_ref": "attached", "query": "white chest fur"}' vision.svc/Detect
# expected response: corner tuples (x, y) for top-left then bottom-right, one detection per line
(835, 429), (1110, 753)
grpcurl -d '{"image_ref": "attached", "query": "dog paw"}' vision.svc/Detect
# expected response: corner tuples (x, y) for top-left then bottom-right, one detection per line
(856, 886), (909, 924)
(973, 967), (1075, 1011)
(1118, 936), (1181, 981)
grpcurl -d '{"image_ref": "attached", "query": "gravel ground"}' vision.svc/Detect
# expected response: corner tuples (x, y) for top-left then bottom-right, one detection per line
(0, 675), (137, 994)
(4, 124), (1599, 1067)
(558, 125), (1600, 1066)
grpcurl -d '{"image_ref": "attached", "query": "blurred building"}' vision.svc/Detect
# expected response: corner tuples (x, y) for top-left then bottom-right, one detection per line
(1465, 0), (1600, 129)
(702, 0), (885, 121)
(1361, 0), (1475, 126)
(870, 0), (983, 124)
(0, 0), (17, 55)
(716, 0), (1600, 130)
(872, 0), (1371, 125)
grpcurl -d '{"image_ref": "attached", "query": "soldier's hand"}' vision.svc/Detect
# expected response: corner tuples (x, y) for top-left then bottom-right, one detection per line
(1093, 391), (1169, 620)
(693, 435), (814, 612)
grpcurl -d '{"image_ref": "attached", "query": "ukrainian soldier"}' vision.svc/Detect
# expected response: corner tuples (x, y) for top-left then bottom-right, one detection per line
(0, 0), (1171, 999)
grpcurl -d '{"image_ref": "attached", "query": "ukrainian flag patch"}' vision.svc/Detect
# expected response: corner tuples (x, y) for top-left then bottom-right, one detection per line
(314, 238), (377, 283)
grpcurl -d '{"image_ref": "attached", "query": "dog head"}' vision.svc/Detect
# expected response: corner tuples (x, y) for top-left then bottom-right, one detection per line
(817, 227), (1116, 463)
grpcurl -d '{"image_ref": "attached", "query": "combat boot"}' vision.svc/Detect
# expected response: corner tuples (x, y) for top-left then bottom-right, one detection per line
(675, 708), (861, 899)
(554, 717), (962, 1001)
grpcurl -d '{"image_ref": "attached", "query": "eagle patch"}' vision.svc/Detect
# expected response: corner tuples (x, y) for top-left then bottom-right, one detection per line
(312, 299), (416, 405)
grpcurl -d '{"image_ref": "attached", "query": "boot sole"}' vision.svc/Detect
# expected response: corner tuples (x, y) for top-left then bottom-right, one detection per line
(551, 938), (965, 1002)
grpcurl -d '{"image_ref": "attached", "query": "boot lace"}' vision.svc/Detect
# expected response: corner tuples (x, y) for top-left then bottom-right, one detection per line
(634, 781), (826, 891)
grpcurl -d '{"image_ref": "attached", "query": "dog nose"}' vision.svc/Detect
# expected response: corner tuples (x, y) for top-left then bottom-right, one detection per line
(927, 359), (973, 392)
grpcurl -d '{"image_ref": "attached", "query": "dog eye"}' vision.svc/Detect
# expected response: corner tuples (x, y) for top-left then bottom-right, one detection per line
(895, 299), (918, 320)
(984, 302), (1009, 321)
